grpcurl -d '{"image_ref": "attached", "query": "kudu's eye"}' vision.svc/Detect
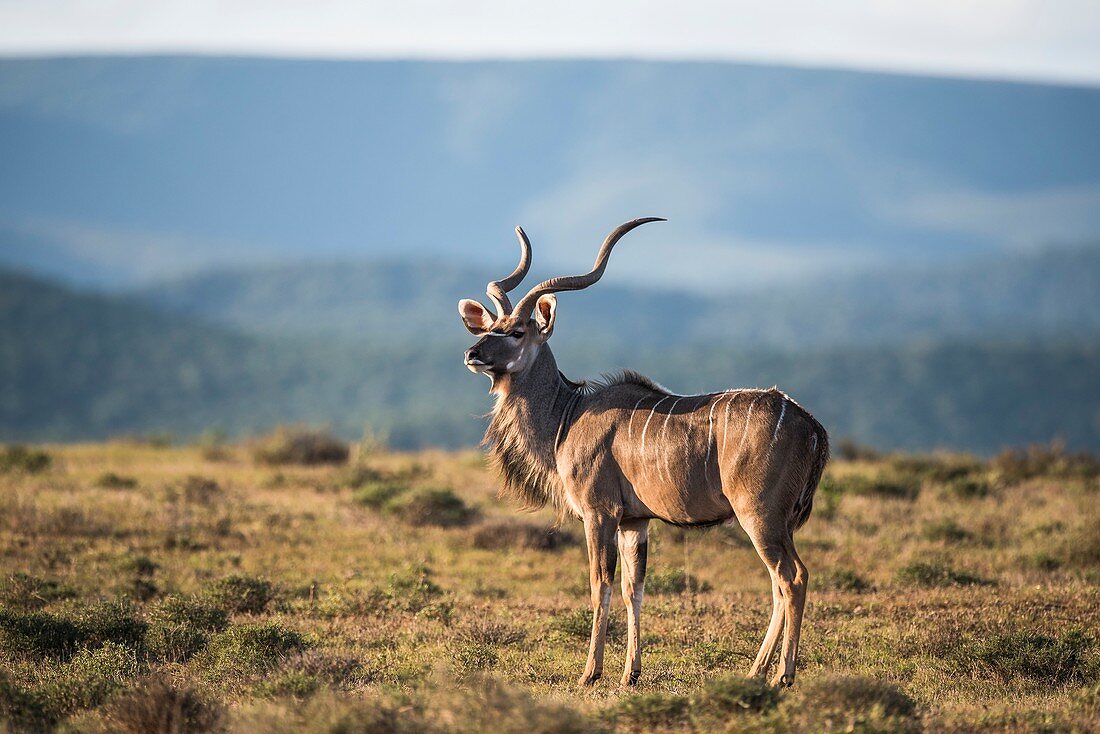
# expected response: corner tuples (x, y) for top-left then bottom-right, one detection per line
(510, 330), (525, 339)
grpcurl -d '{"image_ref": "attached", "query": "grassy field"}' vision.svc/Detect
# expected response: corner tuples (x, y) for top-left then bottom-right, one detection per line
(0, 434), (1098, 732)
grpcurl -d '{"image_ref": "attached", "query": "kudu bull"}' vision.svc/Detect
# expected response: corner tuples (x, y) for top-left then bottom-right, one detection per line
(458, 219), (829, 688)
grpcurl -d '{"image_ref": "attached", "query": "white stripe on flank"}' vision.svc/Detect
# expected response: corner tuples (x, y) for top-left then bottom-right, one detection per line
(640, 396), (670, 454)
(770, 399), (787, 448)
(627, 396), (648, 442)
(705, 391), (733, 483)
(735, 393), (763, 462)
(661, 397), (684, 481)
(721, 390), (740, 456)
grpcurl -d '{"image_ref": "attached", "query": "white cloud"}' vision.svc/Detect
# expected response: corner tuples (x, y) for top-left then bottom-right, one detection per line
(1, 1), (1099, 86)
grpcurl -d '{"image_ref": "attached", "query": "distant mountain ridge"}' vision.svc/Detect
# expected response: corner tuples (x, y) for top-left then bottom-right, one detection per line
(4, 267), (1099, 453)
(2, 56), (1100, 290)
(136, 244), (1100, 350)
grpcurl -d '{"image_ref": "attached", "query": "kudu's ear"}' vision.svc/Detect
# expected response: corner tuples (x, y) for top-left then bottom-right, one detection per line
(534, 294), (557, 337)
(458, 299), (494, 335)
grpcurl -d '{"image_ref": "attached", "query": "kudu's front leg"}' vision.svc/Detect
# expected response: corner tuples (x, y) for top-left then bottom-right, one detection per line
(579, 513), (619, 686)
(618, 518), (649, 686)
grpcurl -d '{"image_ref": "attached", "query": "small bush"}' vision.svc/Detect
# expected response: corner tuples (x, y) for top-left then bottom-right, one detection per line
(94, 472), (138, 489)
(1, 572), (77, 610)
(0, 607), (84, 660)
(783, 675), (919, 732)
(0, 671), (57, 732)
(471, 520), (578, 551)
(646, 567), (711, 595)
(942, 475), (993, 499)
(199, 623), (309, 680)
(146, 595), (230, 663)
(694, 675), (779, 716)
(993, 441), (1100, 484)
(836, 440), (881, 462)
(96, 676), (224, 734)
(0, 445), (51, 474)
(817, 567), (872, 592)
(178, 475), (222, 505)
(452, 641), (499, 675)
(73, 600), (148, 651)
(889, 453), (983, 484)
(922, 519), (974, 544)
(460, 620), (527, 647)
(895, 560), (992, 588)
(612, 691), (690, 728)
(45, 642), (142, 713)
(550, 607), (623, 641)
(252, 427), (349, 466)
(205, 574), (276, 615)
(840, 473), (921, 500)
(971, 630), (1096, 686)
(384, 487), (475, 527)
(351, 480), (408, 509)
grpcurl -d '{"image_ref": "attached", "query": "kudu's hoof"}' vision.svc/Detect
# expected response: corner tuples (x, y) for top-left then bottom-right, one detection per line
(577, 672), (601, 687)
(770, 673), (795, 688)
(621, 670), (640, 687)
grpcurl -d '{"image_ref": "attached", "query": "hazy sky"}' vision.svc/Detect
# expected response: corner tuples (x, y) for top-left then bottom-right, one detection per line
(2, 0), (1099, 86)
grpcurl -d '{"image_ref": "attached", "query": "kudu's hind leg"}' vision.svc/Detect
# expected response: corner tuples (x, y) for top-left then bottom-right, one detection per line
(579, 514), (620, 686)
(744, 521), (807, 686)
(774, 539), (808, 687)
(747, 573), (784, 678)
(617, 519), (649, 686)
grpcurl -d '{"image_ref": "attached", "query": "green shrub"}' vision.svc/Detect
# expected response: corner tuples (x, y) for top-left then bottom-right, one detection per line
(942, 475), (993, 499)
(95, 677), (224, 734)
(45, 642), (142, 713)
(646, 567), (711, 595)
(0, 607), (84, 660)
(94, 472), (138, 489)
(993, 442), (1100, 483)
(0, 671), (57, 732)
(817, 567), (872, 592)
(146, 595), (230, 663)
(452, 641), (499, 675)
(550, 607), (623, 642)
(198, 623), (309, 680)
(895, 560), (992, 588)
(460, 620), (526, 646)
(889, 453), (983, 484)
(471, 520), (578, 551)
(1, 572), (77, 610)
(971, 630), (1096, 686)
(782, 675), (919, 733)
(252, 427), (349, 466)
(694, 675), (779, 716)
(840, 473), (921, 500)
(180, 475), (223, 504)
(0, 445), (51, 474)
(351, 480), (408, 509)
(205, 574), (276, 614)
(612, 691), (690, 728)
(384, 487), (475, 527)
(922, 519), (974, 543)
(73, 600), (147, 651)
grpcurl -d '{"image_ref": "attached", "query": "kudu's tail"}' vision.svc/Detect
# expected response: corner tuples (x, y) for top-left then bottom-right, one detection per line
(791, 418), (830, 532)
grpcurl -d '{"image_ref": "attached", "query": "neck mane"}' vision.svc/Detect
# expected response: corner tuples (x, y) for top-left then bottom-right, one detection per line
(483, 345), (581, 515)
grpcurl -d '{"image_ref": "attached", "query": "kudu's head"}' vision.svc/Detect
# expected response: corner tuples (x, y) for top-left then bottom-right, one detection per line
(458, 218), (664, 382)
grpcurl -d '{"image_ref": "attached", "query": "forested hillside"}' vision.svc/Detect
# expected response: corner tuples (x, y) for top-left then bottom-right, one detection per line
(4, 269), (1099, 452)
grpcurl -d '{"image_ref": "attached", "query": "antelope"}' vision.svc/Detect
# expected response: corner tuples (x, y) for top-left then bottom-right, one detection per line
(458, 218), (829, 688)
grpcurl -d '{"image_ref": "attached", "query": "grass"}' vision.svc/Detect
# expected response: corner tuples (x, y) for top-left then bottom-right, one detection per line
(0, 440), (1097, 731)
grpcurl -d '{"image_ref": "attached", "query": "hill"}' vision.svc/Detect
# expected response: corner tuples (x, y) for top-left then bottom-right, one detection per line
(137, 244), (1100, 350)
(3, 269), (1100, 452)
(2, 57), (1099, 291)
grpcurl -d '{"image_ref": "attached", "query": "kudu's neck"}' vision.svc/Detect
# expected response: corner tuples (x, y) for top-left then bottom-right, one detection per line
(485, 344), (579, 512)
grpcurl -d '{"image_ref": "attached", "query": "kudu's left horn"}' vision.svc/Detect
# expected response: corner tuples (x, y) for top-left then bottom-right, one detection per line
(510, 217), (665, 322)
(486, 226), (533, 318)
